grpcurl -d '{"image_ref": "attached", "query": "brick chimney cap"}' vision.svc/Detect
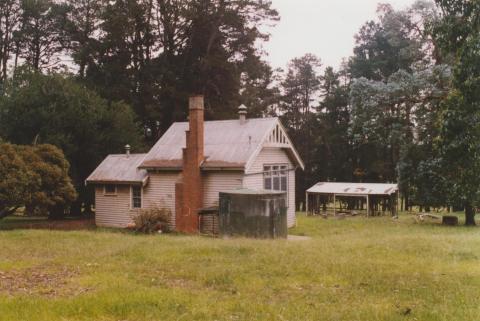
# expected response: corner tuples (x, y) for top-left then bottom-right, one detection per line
(189, 95), (204, 110)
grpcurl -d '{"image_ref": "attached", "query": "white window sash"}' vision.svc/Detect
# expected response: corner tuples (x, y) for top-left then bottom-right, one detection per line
(130, 186), (143, 209)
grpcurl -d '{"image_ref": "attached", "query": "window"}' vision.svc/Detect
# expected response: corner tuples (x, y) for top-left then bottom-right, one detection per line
(131, 186), (142, 209)
(104, 185), (117, 195)
(264, 167), (272, 190)
(264, 165), (288, 192)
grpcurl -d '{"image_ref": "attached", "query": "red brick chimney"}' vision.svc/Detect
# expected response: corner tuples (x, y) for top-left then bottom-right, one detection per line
(175, 95), (204, 233)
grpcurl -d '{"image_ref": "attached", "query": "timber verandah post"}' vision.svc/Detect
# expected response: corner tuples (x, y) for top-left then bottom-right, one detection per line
(305, 192), (309, 215)
(366, 195), (370, 217)
(333, 194), (336, 216)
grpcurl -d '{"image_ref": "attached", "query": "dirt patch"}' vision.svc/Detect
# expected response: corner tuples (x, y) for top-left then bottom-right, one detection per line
(0, 266), (91, 297)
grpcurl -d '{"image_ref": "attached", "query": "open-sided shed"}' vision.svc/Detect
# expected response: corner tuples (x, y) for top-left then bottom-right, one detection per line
(306, 182), (399, 217)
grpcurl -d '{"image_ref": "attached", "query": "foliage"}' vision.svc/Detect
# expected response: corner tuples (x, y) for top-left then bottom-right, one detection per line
(0, 0), (474, 218)
(0, 0), (22, 82)
(315, 66), (353, 182)
(0, 68), (143, 214)
(348, 1), (446, 190)
(274, 1), (454, 212)
(279, 54), (321, 130)
(133, 207), (172, 234)
(0, 143), (76, 219)
(239, 58), (281, 118)
(433, 0), (480, 225)
(17, 0), (70, 71)
(279, 53), (323, 205)
(63, 0), (103, 78)
(19, 144), (77, 218)
(349, 1), (438, 81)
(0, 0), (280, 133)
(73, 0), (280, 133)
(350, 65), (451, 183)
(0, 143), (37, 219)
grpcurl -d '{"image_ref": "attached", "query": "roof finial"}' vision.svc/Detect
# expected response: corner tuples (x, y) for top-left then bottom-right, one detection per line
(125, 144), (131, 157)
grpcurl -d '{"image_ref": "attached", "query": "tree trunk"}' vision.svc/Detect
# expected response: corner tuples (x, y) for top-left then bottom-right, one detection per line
(465, 203), (476, 226)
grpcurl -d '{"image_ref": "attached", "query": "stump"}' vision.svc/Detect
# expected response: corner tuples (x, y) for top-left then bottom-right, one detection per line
(442, 215), (459, 226)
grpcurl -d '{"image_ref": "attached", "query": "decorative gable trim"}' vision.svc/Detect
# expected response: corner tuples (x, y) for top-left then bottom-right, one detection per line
(264, 123), (290, 147)
(244, 119), (305, 172)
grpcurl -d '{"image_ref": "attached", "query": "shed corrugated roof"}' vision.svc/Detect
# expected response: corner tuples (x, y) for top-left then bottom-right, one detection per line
(307, 182), (398, 196)
(86, 154), (148, 184)
(140, 118), (278, 169)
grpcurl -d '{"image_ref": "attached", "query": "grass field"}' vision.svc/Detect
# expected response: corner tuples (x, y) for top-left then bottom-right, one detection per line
(0, 213), (479, 321)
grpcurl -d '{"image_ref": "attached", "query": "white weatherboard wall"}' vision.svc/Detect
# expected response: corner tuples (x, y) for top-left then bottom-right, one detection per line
(244, 147), (296, 227)
(143, 172), (180, 228)
(203, 172), (244, 207)
(94, 149), (298, 229)
(95, 186), (140, 228)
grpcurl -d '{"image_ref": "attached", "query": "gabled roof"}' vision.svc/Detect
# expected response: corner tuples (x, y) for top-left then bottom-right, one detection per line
(86, 154), (148, 185)
(307, 182), (398, 196)
(139, 118), (304, 171)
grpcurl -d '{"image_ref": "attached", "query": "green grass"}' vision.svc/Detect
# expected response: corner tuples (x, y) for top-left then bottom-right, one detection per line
(0, 214), (479, 321)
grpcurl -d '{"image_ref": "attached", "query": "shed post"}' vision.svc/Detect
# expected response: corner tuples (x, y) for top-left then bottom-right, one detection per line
(306, 192), (309, 215)
(394, 191), (399, 217)
(366, 195), (370, 217)
(333, 194), (336, 216)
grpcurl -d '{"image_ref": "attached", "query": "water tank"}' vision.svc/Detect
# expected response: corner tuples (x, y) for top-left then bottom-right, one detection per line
(219, 189), (288, 239)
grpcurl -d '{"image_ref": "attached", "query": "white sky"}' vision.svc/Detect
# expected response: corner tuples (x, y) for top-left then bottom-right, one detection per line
(264, 0), (417, 70)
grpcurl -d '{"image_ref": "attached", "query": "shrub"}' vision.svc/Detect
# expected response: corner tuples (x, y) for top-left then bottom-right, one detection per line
(0, 143), (76, 220)
(133, 207), (172, 234)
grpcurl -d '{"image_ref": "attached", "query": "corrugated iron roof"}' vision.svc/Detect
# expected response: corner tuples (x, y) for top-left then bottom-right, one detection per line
(140, 118), (279, 170)
(307, 182), (398, 196)
(86, 154), (148, 184)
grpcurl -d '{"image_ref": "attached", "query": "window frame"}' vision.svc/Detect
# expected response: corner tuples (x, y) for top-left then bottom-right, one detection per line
(130, 185), (143, 209)
(263, 164), (289, 192)
(103, 184), (117, 196)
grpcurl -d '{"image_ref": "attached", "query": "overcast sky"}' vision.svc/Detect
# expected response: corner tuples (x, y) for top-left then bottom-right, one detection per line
(264, 0), (417, 70)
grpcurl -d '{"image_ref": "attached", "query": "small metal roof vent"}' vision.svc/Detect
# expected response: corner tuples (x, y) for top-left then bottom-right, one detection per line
(238, 104), (247, 124)
(125, 144), (131, 157)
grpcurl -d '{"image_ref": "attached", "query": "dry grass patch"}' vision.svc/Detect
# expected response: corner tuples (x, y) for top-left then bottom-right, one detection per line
(0, 265), (90, 297)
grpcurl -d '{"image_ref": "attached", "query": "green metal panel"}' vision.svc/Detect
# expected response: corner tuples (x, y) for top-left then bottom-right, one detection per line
(219, 190), (288, 239)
